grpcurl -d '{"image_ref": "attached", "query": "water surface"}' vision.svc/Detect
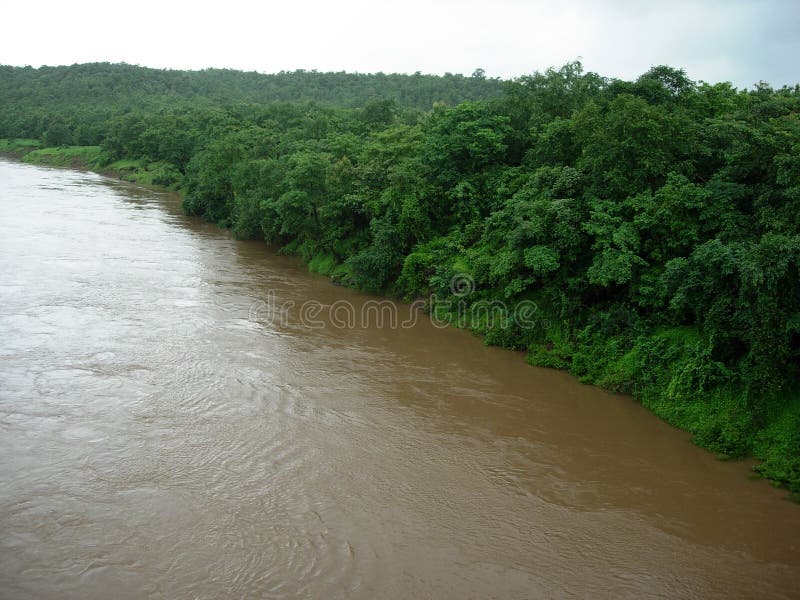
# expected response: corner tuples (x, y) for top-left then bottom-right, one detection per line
(1, 159), (798, 599)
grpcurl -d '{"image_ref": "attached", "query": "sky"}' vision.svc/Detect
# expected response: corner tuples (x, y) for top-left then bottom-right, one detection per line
(2, 0), (798, 89)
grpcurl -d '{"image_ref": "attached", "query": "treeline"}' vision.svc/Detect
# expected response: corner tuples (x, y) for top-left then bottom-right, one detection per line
(0, 62), (502, 145)
(2, 62), (799, 495)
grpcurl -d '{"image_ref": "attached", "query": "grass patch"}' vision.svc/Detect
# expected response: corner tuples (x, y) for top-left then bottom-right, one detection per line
(105, 159), (182, 189)
(0, 138), (42, 153)
(308, 253), (336, 276)
(107, 158), (143, 170)
(22, 145), (102, 168)
(752, 394), (800, 498)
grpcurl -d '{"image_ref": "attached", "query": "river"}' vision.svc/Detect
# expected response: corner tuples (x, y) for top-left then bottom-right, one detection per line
(0, 158), (798, 599)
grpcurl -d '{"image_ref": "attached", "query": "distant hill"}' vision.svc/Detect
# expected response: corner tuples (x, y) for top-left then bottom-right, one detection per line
(0, 62), (504, 111)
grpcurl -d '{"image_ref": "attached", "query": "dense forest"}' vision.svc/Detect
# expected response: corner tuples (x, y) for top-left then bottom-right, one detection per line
(2, 62), (799, 496)
(0, 62), (502, 136)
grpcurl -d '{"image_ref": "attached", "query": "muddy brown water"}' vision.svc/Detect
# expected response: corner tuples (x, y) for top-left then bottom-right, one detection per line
(0, 159), (798, 599)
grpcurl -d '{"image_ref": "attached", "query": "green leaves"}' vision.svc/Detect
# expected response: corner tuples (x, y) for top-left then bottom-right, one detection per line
(523, 246), (560, 275)
(574, 93), (691, 198)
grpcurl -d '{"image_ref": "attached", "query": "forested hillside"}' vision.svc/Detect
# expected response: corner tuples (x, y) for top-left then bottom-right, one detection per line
(2, 61), (799, 496)
(0, 62), (502, 142)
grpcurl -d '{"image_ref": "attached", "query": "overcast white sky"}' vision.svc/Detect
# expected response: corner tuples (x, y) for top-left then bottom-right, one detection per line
(2, 0), (798, 88)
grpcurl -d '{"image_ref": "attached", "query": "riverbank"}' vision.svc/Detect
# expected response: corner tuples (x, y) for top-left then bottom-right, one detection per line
(2, 141), (798, 501)
(1, 140), (185, 192)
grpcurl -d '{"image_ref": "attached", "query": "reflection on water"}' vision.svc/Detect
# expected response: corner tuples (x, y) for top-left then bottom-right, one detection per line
(0, 159), (798, 599)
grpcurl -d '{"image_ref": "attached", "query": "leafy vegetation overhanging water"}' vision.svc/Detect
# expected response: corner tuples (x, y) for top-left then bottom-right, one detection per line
(2, 62), (798, 496)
